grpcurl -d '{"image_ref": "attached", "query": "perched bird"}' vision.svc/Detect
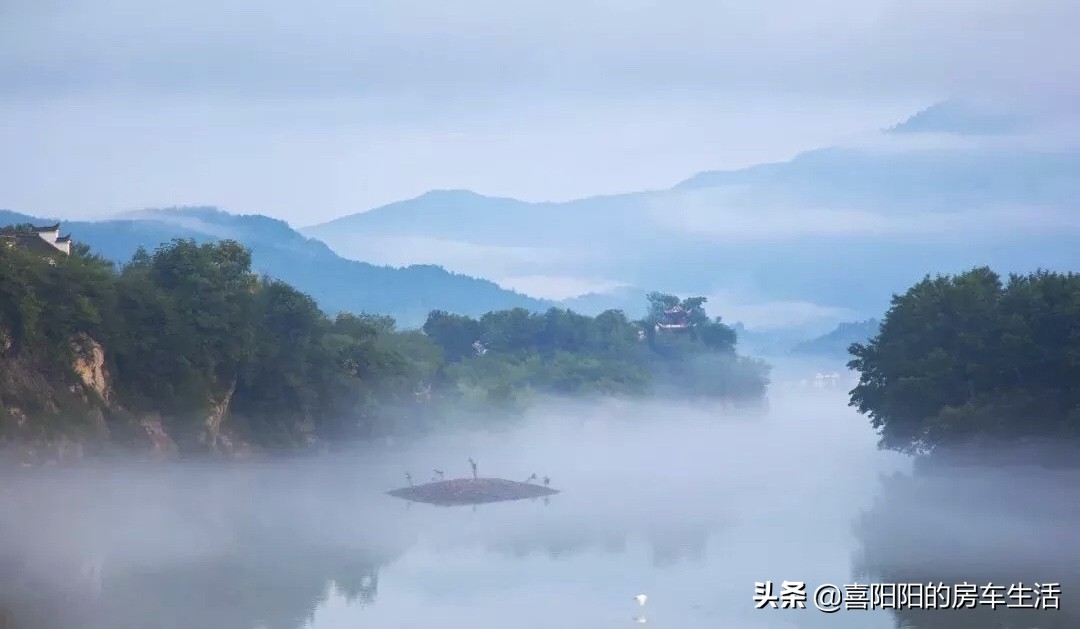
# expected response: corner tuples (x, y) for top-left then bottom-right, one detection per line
(542, 475), (550, 487)
(468, 458), (478, 479)
(405, 472), (413, 486)
(634, 594), (648, 606)
(525, 473), (538, 483)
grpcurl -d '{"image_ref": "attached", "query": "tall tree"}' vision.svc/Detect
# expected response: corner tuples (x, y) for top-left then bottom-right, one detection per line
(849, 266), (1080, 454)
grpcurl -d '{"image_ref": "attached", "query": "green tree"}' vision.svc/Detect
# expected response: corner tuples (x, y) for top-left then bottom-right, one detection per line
(422, 310), (482, 362)
(1, 228), (772, 454)
(848, 267), (1080, 454)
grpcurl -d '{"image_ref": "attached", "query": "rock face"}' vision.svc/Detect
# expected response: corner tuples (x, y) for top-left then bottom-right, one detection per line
(70, 335), (110, 402)
(386, 478), (559, 506)
(139, 413), (179, 461)
(200, 380), (237, 454)
(0, 330), (260, 462)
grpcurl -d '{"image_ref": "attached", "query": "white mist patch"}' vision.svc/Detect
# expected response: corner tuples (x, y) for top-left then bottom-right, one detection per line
(312, 234), (571, 277)
(303, 392), (909, 629)
(0, 389), (913, 629)
(702, 290), (856, 332)
(371, 389), (910, 554)
(650, 187), (1080, 243)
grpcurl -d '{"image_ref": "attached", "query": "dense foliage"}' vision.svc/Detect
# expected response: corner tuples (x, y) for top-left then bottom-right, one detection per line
(422, 292), (768, 404)
(0, 237), (431, 450)
(0, 236), (768, 453)
(0, 207), (551, 328)
(848, 267), (1080, 454)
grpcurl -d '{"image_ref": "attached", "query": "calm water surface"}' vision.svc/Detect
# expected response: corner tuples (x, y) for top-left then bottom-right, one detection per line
(0, 389), (1075, 629)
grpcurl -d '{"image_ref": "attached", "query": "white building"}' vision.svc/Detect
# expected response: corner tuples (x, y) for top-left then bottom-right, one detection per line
(0, 223), (72, 256)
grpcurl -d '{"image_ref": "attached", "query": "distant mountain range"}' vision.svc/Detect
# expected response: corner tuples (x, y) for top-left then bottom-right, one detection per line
(0, 207), (550, 327)
(885, 100), (1029, 136)
(301, 102), (1080, 333)
(0, 204), (817, 351)
(6, 101), (1078, 341)
(558, 286), (649, 319)
(303, 147), (1080, 314)
(790, 319), (880, 359)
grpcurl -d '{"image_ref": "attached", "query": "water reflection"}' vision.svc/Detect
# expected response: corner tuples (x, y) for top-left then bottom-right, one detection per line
(0, 466), (728, 629)
(0, 462), (417, 629)
(474, 519), (713, 567)
(854, 454), (1080, 629)
(408, 495), (723, 567)
(4, 396), (1074, 629)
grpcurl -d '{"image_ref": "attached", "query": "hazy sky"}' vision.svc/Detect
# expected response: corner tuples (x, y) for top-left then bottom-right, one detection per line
(2, 0), (1078, 223)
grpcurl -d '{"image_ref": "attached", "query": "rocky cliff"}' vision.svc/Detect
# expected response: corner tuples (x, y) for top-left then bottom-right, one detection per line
(0, 330), (249, 465)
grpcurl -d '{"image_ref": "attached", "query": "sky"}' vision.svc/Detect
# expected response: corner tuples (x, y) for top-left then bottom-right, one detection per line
(3, 0), (1078, 224)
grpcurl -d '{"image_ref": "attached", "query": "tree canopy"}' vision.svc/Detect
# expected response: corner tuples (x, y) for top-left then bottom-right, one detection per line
(423, 293), (767, 404)
(848, 267), (1080, 454)
(0, 238), (769, 455)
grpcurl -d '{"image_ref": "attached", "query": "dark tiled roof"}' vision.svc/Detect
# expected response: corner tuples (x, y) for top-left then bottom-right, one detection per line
(0, 224), (71, 256)
(1, 233), (61, 257)
(0, 224), (52, 235)
(3, 234), (55, 256)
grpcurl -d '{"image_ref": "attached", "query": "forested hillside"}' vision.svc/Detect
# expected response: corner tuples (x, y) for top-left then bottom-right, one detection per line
(0, 208), (549, 327)
(0, 235), (767, 462)
(791, 319), (880, 358)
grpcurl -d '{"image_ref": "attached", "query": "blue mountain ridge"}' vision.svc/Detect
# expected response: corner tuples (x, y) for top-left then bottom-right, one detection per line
(0, 207), (551, 328)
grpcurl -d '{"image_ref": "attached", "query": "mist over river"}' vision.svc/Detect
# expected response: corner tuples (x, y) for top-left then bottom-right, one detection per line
(1, 369), (1076, 629)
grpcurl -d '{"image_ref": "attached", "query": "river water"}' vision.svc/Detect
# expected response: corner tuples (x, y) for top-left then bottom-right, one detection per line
(0, 386), (1076, 629)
